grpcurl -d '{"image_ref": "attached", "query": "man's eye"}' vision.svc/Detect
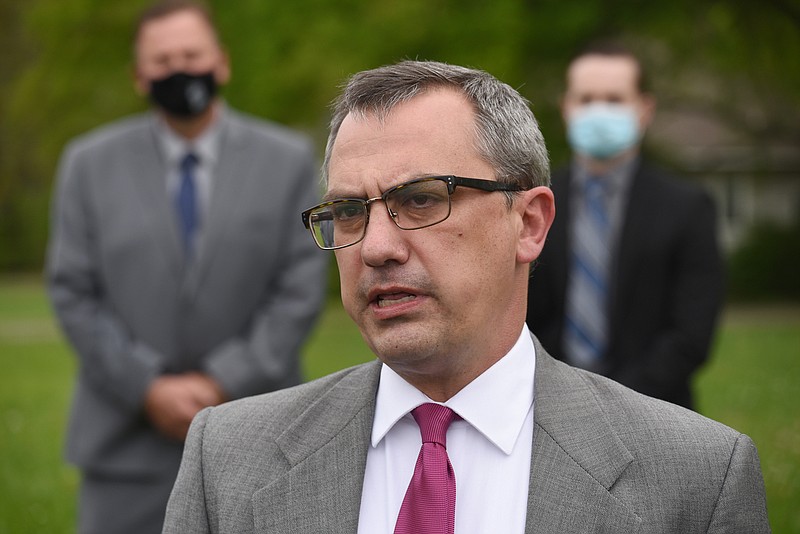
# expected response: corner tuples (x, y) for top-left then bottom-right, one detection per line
(333, 204), (363, 221)
(404, 193), (438, 209)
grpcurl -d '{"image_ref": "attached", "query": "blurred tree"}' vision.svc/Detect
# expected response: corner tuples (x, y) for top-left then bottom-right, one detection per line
(0, 0), (797, 271)
(0, 0), (40, 269)
(1, 0), (148, 270)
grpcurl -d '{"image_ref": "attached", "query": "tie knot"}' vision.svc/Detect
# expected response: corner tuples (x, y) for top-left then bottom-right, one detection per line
(181, 152), (198, 172)
(411, 403), (457, 447)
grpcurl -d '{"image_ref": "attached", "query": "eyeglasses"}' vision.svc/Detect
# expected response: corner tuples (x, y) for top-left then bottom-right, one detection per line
(301, 175), (526, 250)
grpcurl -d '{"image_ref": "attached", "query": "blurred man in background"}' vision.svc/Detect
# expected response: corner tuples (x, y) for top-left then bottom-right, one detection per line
(46, 1), (326, 532)
(526, 41), (724, 409)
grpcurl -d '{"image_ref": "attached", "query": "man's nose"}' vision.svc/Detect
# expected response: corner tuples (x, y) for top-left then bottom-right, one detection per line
(359, 202), (409, 267)
(165, 57), (190, 72)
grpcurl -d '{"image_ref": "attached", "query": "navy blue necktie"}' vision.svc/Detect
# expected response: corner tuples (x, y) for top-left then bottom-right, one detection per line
(176, 152), (199, 258)
(564, 176), (610, 371)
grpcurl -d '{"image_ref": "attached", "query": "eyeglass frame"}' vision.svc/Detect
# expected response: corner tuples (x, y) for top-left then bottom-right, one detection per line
(300, 175), (528, 250)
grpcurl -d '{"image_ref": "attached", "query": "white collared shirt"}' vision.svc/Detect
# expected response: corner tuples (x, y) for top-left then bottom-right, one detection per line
(154, 108), (224, 252)
(357, 325), (536, 534)
(569, 155), (637, 257)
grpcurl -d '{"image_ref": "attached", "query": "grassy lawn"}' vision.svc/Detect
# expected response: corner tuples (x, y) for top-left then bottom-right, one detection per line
(694, 305), (800, 533)
(1, 275), (798, 532)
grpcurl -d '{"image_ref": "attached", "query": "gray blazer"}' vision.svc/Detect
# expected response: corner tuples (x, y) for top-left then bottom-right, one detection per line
(163, 339), (770, 533)
(47, 107), (328, 476)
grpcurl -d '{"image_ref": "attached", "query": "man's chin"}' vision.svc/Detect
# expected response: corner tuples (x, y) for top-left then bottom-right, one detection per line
(365, 327), (436, 365)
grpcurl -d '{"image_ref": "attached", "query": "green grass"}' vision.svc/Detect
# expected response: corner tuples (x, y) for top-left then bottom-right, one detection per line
(695, 306), (800, 533)
(0, 277), (77, 534)
(1, 276), (798, 532)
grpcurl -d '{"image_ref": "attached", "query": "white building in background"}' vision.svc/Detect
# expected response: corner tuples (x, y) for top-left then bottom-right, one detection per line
(649, 111), (800, 252)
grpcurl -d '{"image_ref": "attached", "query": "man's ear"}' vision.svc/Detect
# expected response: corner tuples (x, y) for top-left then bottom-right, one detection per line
(214, 49), (231, 86)
(133, 65), (149, 97)
(559, 94), (570, 125)
(516, 186), (555, 264)
(638, 93), (656, 131)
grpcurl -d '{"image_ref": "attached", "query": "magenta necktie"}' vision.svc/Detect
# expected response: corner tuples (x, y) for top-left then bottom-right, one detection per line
(394, 403), (458, 534)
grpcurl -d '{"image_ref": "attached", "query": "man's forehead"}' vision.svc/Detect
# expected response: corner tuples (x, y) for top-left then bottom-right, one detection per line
(567, 55), (639, 92)
(332, 90), (476, 155)
(327, 91), (481, 194)
(136, 10), (219, 53)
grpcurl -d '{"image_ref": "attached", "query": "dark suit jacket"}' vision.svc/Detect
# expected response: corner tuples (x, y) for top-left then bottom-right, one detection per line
(163, 339), (769, 533)
(46, 108), (328, 476)
(526, 160), (724, 408)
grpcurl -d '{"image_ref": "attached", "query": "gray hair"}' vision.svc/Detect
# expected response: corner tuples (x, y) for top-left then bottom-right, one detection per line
(321, 60), (551, 200)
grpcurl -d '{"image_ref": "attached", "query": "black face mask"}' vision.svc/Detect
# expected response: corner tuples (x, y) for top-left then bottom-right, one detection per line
(149, 71), (217, 118)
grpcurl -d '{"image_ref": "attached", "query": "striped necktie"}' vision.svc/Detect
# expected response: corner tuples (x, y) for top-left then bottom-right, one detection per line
(564, 176), (610, 371)
(176, 152), (199, 259)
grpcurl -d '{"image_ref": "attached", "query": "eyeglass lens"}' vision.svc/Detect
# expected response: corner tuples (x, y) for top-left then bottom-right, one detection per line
(308, 178), (453, 249)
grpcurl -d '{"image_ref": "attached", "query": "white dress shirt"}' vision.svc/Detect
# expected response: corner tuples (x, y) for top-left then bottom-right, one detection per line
(358, 325), (536, 534)
(569, 155), (637, 264)
(154, 108), (224, 256)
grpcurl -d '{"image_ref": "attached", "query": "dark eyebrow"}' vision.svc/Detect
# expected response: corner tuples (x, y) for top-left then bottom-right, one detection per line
(321, 189), (365, 202)
(322, 173), (444, 203)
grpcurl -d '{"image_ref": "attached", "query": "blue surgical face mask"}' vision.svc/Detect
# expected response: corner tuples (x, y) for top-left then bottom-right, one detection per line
(567, 103), (640, 160)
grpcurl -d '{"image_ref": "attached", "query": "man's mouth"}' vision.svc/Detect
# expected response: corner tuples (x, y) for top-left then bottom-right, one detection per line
(376, 293), (416, 308)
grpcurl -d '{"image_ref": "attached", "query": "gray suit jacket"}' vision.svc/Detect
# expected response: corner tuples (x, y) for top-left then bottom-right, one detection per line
(163, 339), (770, 533)
(47, 107), (328, 476)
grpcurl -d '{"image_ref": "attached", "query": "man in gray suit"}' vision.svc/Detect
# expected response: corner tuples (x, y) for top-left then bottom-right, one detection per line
(46, 1), (327, 533)
(163, 61), (769, 533)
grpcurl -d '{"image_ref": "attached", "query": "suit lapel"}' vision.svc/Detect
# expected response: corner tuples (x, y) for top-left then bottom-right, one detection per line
(183, 112), (250, 295)
(610, 164), (651, 338)
(526, 341), (642, 532)
(251, 362), (380, 532)
(128, 119), (184, 277)
(248, 345), (641, 531)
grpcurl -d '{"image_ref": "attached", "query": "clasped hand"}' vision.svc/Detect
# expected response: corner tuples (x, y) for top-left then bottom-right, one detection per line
(144, 372), (227, 441)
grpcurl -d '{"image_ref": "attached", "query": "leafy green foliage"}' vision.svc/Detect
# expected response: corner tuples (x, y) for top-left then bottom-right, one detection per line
(728, 221), (800, 301)
(1, 0), (798, 270)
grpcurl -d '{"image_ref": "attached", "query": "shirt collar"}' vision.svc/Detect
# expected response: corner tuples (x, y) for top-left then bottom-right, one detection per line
(371, 324), (536, 455)
(573, 154), (638, 194)
(152, 103), (226, 168)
